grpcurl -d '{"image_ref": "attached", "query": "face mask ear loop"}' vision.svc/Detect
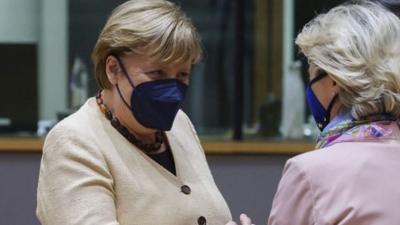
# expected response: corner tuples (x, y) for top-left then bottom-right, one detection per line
(326, 94), (338, 121)
(112, 55), (136, 110)
(114, 55), (136, 88)
(116, 84), (132, 109)
(309, 70), (328, 86)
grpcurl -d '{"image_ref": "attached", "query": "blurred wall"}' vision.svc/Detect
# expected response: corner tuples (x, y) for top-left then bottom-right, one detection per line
(0, 0), (39, 43)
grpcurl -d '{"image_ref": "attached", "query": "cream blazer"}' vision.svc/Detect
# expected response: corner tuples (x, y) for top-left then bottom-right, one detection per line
(37, 98), (231, 225)
(268, 140), (400, 225)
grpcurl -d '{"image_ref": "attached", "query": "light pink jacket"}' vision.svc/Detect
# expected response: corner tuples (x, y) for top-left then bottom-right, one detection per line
(268, 140), (400, 225)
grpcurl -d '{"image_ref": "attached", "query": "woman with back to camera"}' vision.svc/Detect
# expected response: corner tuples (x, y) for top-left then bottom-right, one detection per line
(228, 1), (400, 224)
(36, 0), (232, 224)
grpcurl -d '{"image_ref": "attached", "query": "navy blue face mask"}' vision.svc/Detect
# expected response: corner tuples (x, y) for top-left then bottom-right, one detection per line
(306, 71), (338, 131)
(115, 57), (187, 131)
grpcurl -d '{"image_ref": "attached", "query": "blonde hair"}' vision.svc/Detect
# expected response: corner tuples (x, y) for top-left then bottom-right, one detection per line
(296, 1), (400, 119)
(92, 0), (202, 89)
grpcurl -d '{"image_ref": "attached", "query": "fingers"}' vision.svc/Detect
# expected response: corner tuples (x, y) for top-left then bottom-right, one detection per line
(227, 214), (255, 225)
(240, 213), (254, 225)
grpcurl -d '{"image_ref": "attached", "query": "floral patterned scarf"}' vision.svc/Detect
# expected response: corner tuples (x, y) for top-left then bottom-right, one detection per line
(316, 112), (400, 149)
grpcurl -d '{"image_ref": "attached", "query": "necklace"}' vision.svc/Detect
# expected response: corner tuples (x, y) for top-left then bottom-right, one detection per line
(95, 91), (164, 153)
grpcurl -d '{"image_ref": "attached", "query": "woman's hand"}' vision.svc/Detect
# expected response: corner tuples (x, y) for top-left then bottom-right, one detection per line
(226, 214), (255, 225)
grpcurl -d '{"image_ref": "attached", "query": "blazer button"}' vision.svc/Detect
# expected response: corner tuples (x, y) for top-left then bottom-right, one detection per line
(198, 216), (207, 225)
(181, 185), (191, 195)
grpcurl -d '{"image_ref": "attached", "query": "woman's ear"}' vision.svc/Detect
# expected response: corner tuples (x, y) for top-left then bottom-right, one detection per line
(331, 79), (340, 94)
(326, 72), (340, 94)
(326, 72), (337, 86)
(105, 55), (122, 85)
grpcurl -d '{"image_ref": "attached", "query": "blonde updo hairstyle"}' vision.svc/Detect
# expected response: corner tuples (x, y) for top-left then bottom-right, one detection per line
(296, 1), (400, 120)
(91, 0), (202, 89)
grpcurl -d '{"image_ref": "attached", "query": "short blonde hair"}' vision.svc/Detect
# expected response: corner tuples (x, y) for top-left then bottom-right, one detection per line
(92, 0), (202, 89)
(296, 1), (400, 119)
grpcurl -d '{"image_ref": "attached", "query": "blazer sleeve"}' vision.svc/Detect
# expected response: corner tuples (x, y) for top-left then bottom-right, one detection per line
(36, 127), (120, 225)
(268, 158), (317, 225)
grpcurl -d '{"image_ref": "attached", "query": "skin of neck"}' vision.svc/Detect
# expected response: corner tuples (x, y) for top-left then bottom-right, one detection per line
(329, 98), (343, 122)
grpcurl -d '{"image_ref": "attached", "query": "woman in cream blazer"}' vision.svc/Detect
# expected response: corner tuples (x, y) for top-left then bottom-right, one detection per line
(229, 1), (400, 225)
(36, 1), (231, 224)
